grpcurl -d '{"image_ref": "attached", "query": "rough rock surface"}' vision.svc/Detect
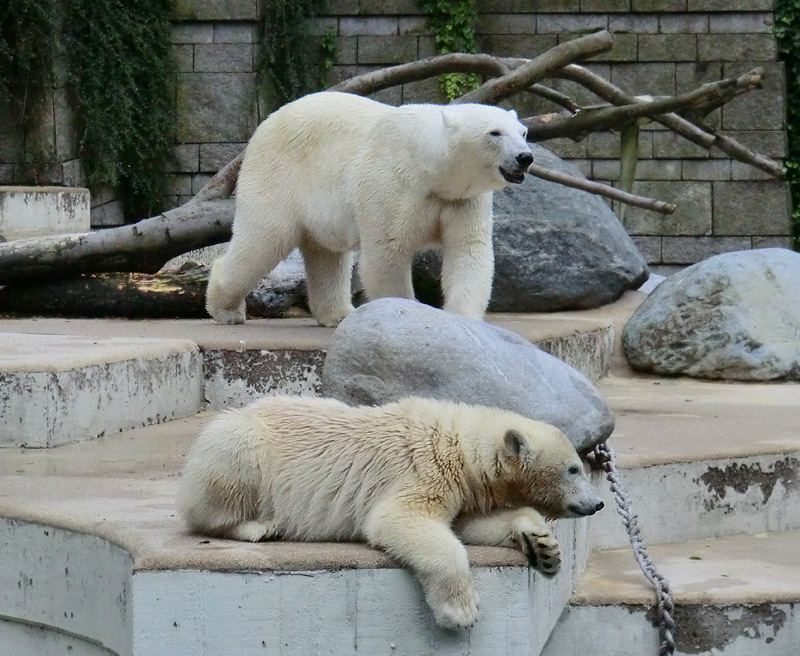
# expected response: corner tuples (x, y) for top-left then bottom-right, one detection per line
(623, 248), (800, 380)
(412, 144), (649, 312)
(322, 298), (615, 453)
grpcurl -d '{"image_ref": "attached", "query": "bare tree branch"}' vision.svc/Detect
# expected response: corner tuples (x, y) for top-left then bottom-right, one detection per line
(524, 84), (580, 113)
(191, 152), (244, 203)
(330, 53), (510, 96)
(528, 164), (675, 214)
(527, 163), (676, 215)
(454, 30), (614, 105)
(523, 69), (764, 141)
(556, 64), (785, 179)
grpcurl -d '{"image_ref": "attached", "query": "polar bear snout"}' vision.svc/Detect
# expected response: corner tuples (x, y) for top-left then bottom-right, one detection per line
(565, 479), (605, 517)
(499, 150), (533, 184)
(567, 499), (605, 517)
(516, 152), (533, 168)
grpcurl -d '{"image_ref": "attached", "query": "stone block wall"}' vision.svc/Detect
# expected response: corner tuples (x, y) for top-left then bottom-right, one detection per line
(2, 2), (793, 266)
(166, 1), (792, 267)
(0, 5), (125, 228)
(166, 1), (263, 209)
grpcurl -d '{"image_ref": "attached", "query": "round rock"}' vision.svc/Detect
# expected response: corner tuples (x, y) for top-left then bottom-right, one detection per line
(412, 144), (649, 312)
(622, 248), (800, 380)
(322, 298), (615, 453)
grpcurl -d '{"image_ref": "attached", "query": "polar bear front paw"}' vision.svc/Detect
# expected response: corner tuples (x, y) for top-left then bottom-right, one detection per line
(428, 582), (480, 630)
(516, 528), (561, 577)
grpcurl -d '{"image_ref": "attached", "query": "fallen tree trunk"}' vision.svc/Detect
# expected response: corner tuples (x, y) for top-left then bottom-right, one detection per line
(0, 199), (233, 285)
(0, 264), (311, 319)
(0, 269), (211, 318)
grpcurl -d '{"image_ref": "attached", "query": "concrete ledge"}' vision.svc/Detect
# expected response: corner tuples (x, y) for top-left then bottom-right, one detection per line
(589, 452), (800, 549)
(0, 334), (203, 447)
(543, 603), (800, 656)
(204, 348), (326, 409)
(0, 311), (615, 408)
(0, 186), (90, 240)
(0, 518), (132, 656)
(588, 376), (800, 548)
(0, 469), (589, 656)
(543, 532), (800, 656)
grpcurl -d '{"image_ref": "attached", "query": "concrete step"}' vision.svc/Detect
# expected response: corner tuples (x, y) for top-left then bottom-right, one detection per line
(0, 311), (614, 416)
(0, 415), (590, 656)
(588, 376), (800, 548)
(0, 186), (90, 240)
(0, 332), (202, 447)
(542, 531), (800, 656)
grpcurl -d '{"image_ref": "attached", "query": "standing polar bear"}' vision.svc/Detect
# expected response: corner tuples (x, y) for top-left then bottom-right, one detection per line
(206, 91), (533, 327)
(178, 396), (603, 630)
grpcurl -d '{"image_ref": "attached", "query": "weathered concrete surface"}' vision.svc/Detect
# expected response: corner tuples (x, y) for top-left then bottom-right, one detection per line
(132, 559), (580, 656)
(0, 309), (616, 413)
(623, 248), (800, 380)
(543, 602), (799, 656)
(0, 186), (90, 240)
(0, 299), (798, 654)
(577, 530), (800, 606)
(0, 422), (589, 656)
(0, 333), (203, 447)
(543, 532), (800, 656)
(0, 310), (615, 381)
(588, 376), (800, 548)
(204, 348), (325, 409)
(598, 376), (800, 468)
(322, 298), (615, 453)
(0, 519), (132, 656)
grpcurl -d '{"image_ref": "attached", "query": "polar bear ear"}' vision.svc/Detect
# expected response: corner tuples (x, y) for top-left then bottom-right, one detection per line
(441, 108), (455, 129)
(503, 429), (531, 459)
(508, 109), (518, 119)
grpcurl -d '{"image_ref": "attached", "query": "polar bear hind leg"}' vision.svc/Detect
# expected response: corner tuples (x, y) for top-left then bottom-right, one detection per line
(358, 245), (416, 303)
(206, 215), (298, 324)
(300, 242), (355, 327)
(365, 501), (479, 630)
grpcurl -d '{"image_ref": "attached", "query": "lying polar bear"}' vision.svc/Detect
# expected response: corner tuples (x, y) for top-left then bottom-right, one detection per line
(178, 395), (603, 630)
(205, 91), (533, 327)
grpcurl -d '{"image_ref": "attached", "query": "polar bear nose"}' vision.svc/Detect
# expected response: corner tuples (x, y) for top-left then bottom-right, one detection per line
(516, 152), (533, 168)
(595, 501), (605, 512)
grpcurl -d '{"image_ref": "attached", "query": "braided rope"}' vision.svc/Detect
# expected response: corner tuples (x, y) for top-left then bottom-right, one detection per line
(593, 440), (676, 656)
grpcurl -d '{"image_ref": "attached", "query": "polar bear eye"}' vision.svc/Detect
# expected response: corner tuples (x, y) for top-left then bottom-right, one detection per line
(568, 465), (581, 475)
(489, 130), (502, 137)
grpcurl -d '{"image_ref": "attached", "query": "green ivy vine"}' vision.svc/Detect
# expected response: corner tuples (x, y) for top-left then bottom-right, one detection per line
(775, 0), (800, 249)
(0, 0), (56, 179)
(259, 0), (336, 112)
(64, 0), (174, 220)
(1, 1), (174, 218)
(417, 0), (480, 101)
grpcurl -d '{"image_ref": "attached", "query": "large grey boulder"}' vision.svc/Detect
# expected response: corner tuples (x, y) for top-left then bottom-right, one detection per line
(623, 248), (800, 380)
(322, 298), (615, 453)
(412, 144), (649, 312)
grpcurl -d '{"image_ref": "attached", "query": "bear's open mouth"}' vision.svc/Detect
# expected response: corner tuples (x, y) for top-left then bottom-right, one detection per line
(499, 166), (526, 184)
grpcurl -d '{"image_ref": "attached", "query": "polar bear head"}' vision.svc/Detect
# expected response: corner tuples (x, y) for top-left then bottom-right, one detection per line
(441, 103), (533, 191)
(502, 422), (604, 520)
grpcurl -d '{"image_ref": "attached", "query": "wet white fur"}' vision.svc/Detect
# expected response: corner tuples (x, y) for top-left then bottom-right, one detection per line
(205, 91), (532, 326)
(178, 396), (601, 629)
